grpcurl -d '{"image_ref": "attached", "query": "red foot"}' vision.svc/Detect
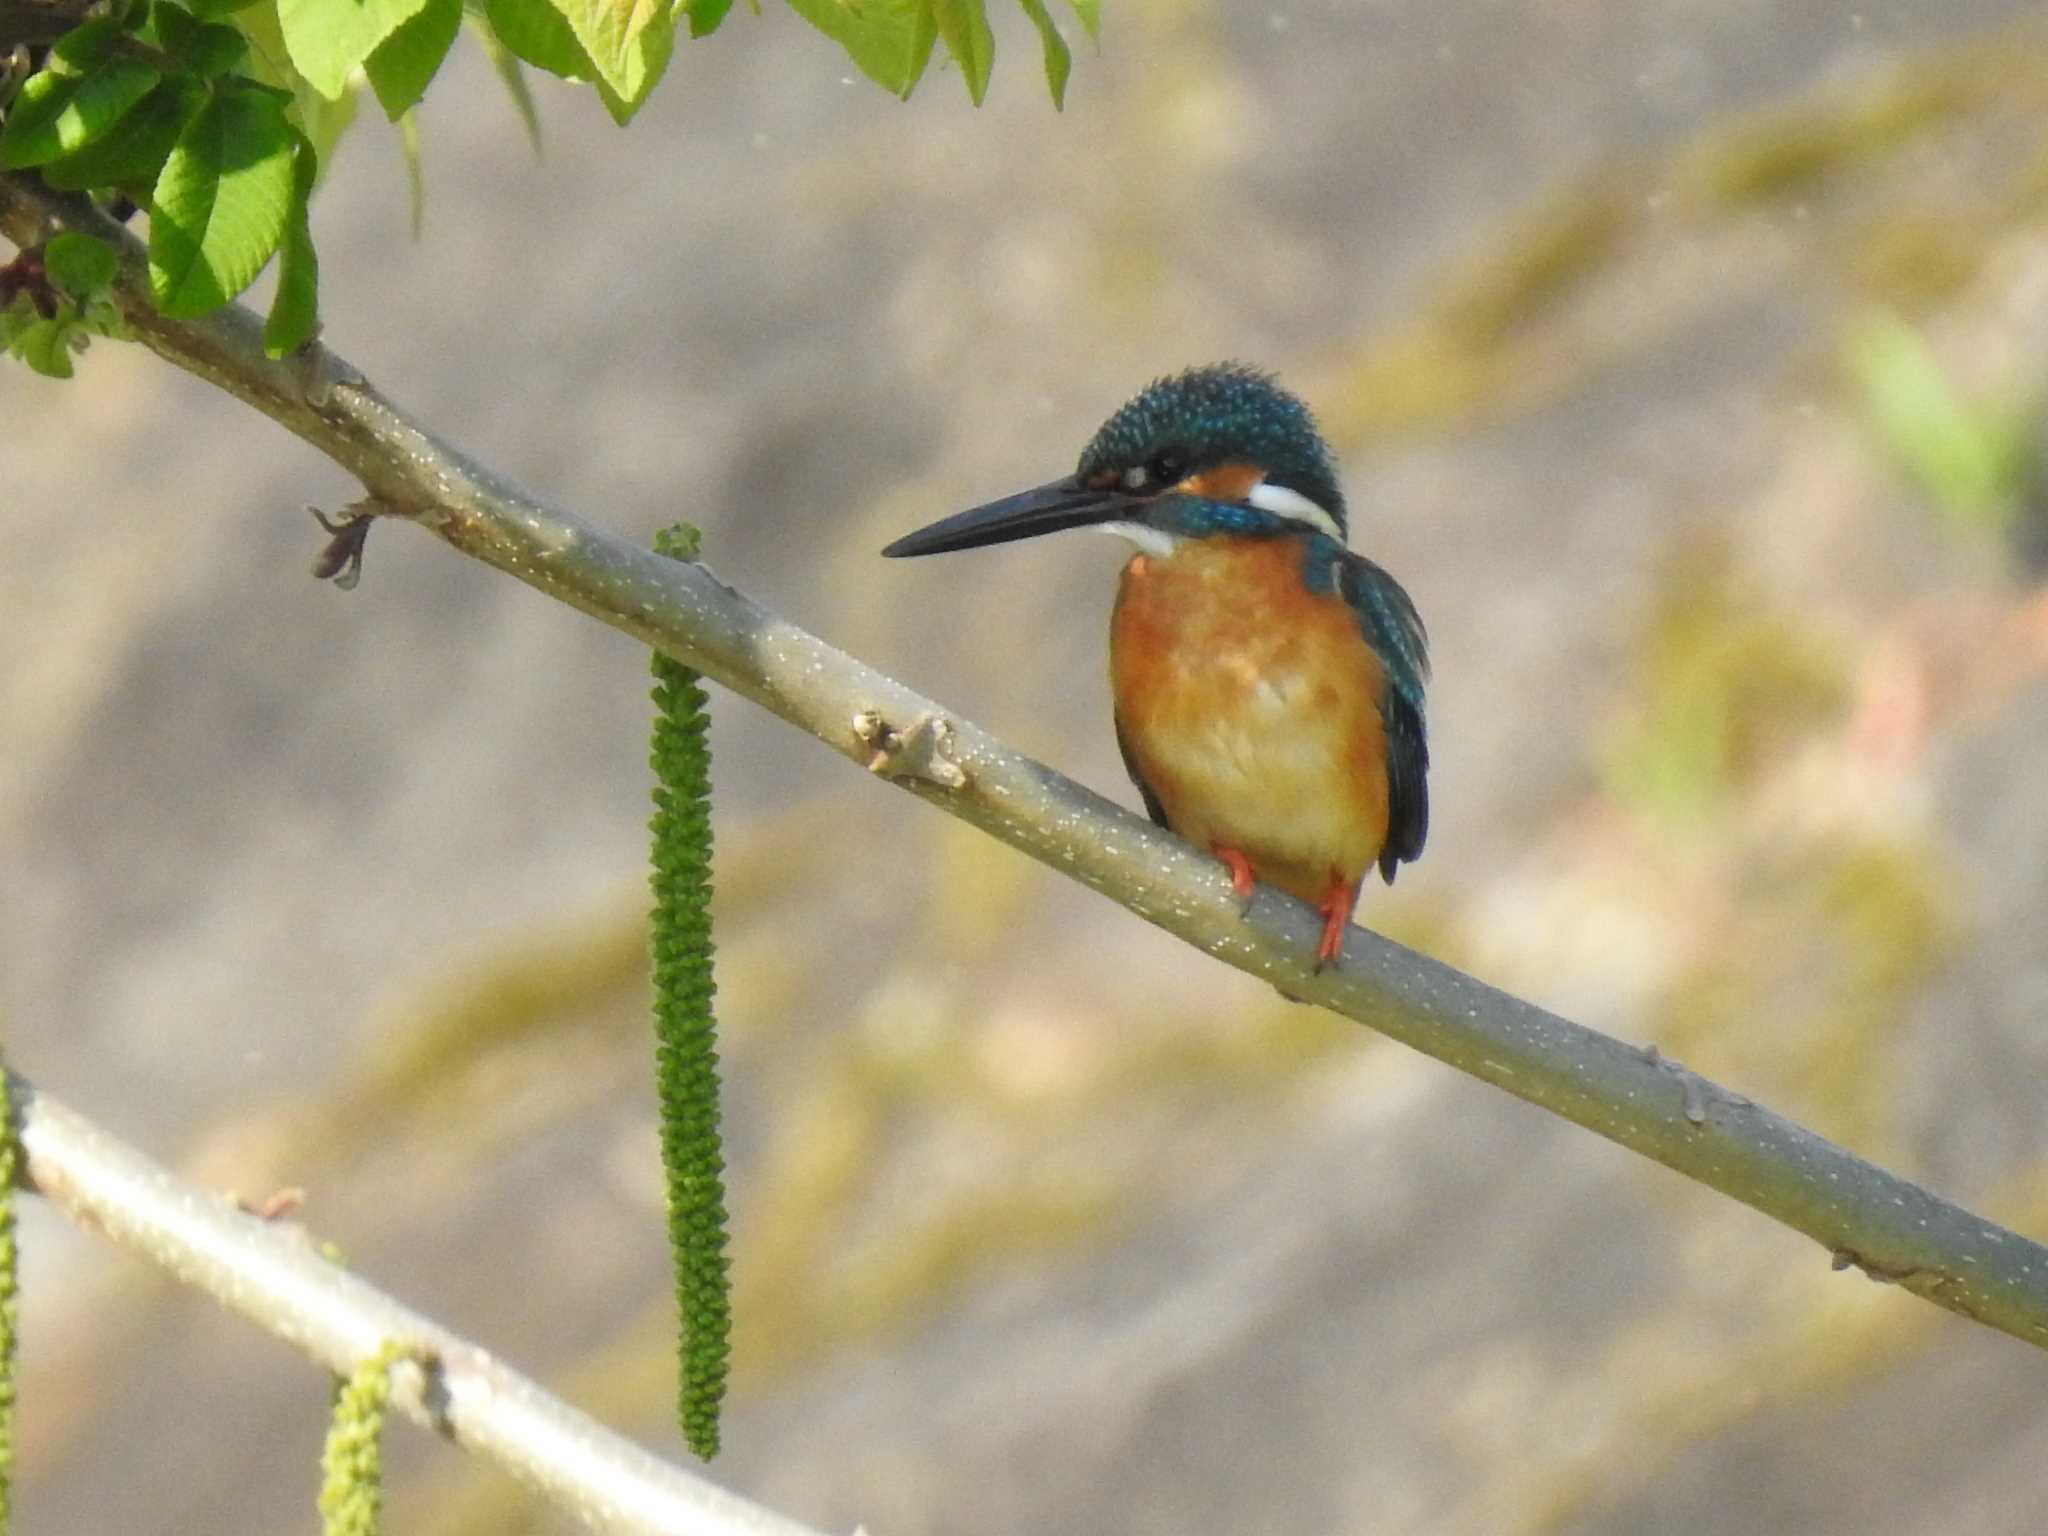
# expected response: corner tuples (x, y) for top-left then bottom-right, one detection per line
(1315, 879), (1360, 970)
(1212, 845), (1257, 911)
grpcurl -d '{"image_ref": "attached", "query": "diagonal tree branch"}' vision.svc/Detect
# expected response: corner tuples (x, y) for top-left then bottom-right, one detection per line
(6, 174), (2048, 1359)
(5, 1066), (828, 1536)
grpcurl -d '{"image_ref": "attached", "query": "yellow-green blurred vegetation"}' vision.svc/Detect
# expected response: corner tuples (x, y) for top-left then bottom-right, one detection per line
(1324, 27), (2048, 444)
(254, 16), (2047, 1529)
(22, 4), (2048, 1532)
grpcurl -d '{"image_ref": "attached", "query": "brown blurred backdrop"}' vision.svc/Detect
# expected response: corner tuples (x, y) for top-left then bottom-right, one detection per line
(8, 0), (2048, 1530)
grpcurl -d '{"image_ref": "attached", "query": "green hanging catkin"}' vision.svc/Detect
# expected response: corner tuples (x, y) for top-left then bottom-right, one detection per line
(318, 1343), (403, 1536)
(648, 524), (733, 1461)
(0, 1060), (19, 1536)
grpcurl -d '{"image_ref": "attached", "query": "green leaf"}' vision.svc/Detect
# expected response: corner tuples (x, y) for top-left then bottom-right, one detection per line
(0, 293), (31, 357)
(483, 0), (594, 79)
(43, 233), (118, 296)
(189, 0), (263, 19)
(14, 314), (79, 377)
(263, 132), (318, 354)
(1063, 0), (1095, 42)
(364, 0), (461, 118)
(278, 0), (432, 98)
(1014, 0), (1067, 107)
(468, 15), (542, 152)
(589, 16), (668, 121)
(149, 85), (296, 315)
(0, 58), (161, 168)
(41, 74), (207, 189)
(75, 287), (132, 341)
(146, 0), (199, 56)
(785, 0), (935, 97)
(552, 0), (672, 110)
(183, 19), (252, 74)
(233, 0), (360, 168)
(684, 0), (734, 38)
(47, 17), (125, 72)
(932, 0), (991, 104)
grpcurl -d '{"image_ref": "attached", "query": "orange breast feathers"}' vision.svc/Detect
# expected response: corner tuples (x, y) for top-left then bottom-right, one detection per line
(1109, 536), (1391, 906)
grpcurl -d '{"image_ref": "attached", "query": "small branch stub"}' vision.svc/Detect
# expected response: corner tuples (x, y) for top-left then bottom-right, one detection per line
(1640, 1043), (1712, 1127)
(236, 1186), (307, 1222)
(1832, 1247), (1922, 1286)
(853, 710), (967, 788)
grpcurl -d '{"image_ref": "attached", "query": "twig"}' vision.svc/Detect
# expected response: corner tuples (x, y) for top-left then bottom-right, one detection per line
(7, 1067), (829, 1536)
(0, 2), (92, 49)
(5, 172), (2047, 1352)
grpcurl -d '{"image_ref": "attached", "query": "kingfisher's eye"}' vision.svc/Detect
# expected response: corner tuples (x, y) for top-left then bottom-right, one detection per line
(1120, 450), (1186, 492)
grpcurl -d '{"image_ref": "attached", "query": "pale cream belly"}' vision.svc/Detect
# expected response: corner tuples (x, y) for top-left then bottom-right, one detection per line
(1121, 671), (1387, 901)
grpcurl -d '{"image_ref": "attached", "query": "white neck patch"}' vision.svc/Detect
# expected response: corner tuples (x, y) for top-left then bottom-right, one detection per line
(1098, 521), (1180, 559)
(1247, 480), (1345, 544)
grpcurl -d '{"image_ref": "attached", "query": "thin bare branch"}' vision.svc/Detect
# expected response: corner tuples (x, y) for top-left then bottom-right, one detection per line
(0, 3), (92, 49)
(7, 1067), (830, 1536)
(5, 173), (2047, 1355)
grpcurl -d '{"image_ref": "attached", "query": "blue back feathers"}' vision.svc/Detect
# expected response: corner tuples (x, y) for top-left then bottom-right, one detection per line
(1335, 548), (1429, 714)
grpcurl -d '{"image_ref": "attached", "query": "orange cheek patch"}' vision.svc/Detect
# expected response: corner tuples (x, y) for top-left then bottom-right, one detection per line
(1176, 462), (1263, 502)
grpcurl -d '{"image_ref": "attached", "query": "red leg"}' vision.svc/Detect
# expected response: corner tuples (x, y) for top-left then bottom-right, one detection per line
(1212, 844), (1257, 913)
(1314, 877), (1360, 970)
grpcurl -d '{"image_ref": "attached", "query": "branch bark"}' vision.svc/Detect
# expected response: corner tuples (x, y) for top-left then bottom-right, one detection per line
(0, 3), (92, 49)
(6, 1067), (828, 1536)
(5, 173), (2048, 1361)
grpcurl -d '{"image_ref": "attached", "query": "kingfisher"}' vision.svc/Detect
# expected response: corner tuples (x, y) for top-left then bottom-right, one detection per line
(882, 363), (1429, 968)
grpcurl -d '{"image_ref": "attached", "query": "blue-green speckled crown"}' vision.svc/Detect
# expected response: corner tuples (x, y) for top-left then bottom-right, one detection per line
(1076, 363), (1347, 537)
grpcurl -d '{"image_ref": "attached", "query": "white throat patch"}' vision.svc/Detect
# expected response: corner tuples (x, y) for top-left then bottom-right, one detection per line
(1247, 481), (1345, 544)
(1098, 521), (1181, 559)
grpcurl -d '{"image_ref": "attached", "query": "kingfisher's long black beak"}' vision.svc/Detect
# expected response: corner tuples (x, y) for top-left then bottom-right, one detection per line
(881, 476), (1139, 557)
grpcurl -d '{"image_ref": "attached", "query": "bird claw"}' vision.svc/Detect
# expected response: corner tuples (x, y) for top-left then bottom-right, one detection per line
(1211, 846), (1258, 915)
(853, 710), (968, 789)
(1311, 880), (1358, 971)
(1312, 923), (1345, 972)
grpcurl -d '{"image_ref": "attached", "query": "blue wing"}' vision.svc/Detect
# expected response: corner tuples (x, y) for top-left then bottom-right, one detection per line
(1337, 552), (1430, 882)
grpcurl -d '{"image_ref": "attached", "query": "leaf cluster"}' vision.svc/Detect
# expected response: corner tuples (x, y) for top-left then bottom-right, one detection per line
(1, 0), (320, 353)
(0, 0), (1096, 375)
(785, 0), (1097, 107)
(0, 227), (128, 374)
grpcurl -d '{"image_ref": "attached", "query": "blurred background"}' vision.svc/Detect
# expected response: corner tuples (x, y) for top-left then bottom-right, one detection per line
(8, 0), (2048, 1529)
